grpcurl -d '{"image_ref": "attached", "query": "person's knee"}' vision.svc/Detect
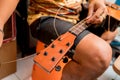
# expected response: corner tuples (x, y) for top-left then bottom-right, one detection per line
(92, 46), (112, 78)
(94, 42), (112, 71)
(73, 33), (112, 75)
(93, 39), (112, 69)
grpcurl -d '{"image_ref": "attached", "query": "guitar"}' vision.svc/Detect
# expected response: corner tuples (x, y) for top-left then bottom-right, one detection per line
(34, 19), (88, 73)
(32, 3), (120, 80)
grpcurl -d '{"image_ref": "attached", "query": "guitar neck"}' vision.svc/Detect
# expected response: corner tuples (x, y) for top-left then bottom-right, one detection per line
(69, 19), (89, 36)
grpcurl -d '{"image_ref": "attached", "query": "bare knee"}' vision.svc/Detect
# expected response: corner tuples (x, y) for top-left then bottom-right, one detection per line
(73, 33), (112, 77)
(92, 43), (112, 72)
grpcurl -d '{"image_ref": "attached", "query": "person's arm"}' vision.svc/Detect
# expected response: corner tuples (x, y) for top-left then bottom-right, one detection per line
(0, 0), (19, 47)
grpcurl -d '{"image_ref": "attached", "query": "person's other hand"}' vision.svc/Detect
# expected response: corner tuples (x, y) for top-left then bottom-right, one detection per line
(86, 0), (107, 24)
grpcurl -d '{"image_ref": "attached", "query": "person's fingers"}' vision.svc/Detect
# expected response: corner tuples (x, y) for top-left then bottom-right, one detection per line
(93, 8), (104, 18)
(92, 16), (103, 24)
(86, 4), (95, 24)
(86, 4), (94, 19)
(87, 7), (107, 24)
(93, 8), (107, 24)
(93, 14), (105, 24)
(86, 6), (105, 23)
(101, 13), (106, 20)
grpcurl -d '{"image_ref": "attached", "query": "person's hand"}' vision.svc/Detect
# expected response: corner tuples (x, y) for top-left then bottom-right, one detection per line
(86, 0), (107, 24)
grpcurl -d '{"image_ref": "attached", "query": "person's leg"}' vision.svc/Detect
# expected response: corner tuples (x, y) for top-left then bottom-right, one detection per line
(61, 33), (112, 80)
(30, 17), (74, 44)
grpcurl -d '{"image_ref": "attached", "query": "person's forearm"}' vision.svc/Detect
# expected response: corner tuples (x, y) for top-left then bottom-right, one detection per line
(0, 0), (19, 30)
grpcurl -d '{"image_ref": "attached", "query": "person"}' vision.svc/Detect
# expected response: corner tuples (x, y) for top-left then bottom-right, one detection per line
(0, 0), (19, 47)
(0, 0), (118, 80)
(27, 0), (119, 80)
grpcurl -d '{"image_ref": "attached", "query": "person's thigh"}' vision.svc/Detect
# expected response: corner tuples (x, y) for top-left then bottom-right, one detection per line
(31, 17), (74, 44)
(30, 17), (90, 46)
